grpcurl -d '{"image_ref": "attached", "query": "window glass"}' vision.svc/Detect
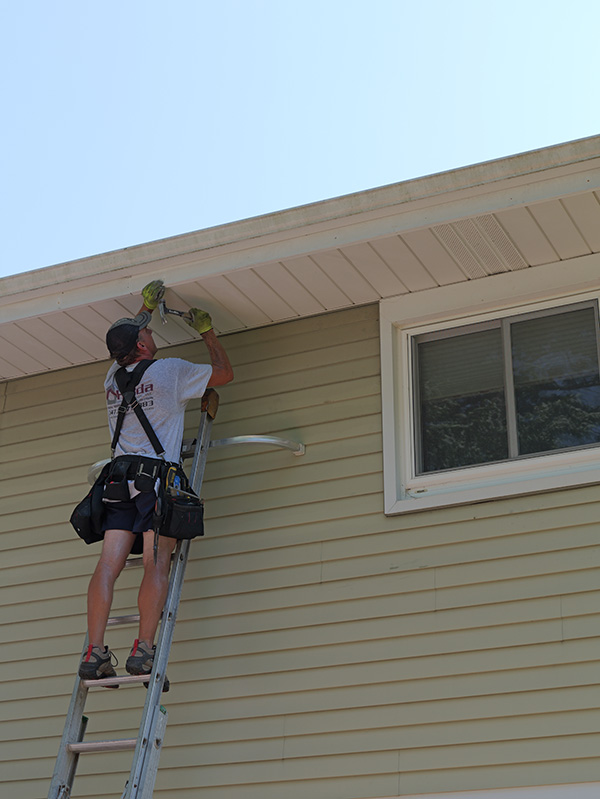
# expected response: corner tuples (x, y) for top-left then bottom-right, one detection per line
(417, 327), (507, 472)
(512, 307), (600, 455)
(414, 303), (600, 474)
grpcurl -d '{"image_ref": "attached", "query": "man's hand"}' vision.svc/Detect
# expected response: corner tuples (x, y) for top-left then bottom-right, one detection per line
(142, 280), (165, 310)
(186, 308), (213, 335)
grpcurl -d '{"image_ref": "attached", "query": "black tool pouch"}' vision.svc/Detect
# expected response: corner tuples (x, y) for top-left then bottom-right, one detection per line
(70, 462), (111, 544)
(103, 459), (131, 501)
(152, 470), (204, 540)
(133, 458), (161, 493)
(166, 495), (205, 539)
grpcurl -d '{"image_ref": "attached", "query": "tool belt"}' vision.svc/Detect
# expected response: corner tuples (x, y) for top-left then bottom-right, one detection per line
(103, 455), (205, 540)
(103, 455), (171, 501)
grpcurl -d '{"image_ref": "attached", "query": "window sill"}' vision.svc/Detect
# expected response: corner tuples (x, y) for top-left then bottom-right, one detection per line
(387, 447), (600, 514)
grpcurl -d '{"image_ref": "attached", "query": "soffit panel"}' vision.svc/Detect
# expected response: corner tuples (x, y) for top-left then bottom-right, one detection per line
(4, 184), (600, 381)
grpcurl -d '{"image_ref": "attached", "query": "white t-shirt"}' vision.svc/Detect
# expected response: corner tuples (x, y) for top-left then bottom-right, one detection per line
(104, 358), (213, 463)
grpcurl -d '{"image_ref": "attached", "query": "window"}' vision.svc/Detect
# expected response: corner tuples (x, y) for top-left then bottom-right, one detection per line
(380, 271), (600, 514)
(414, 303), (600, 474)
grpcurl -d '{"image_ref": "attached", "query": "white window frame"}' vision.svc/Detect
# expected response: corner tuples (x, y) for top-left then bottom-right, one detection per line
(380, 260), (600, 515)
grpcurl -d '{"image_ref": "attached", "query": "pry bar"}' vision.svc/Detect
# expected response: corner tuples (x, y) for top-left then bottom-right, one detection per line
(158, 299), (192, 324)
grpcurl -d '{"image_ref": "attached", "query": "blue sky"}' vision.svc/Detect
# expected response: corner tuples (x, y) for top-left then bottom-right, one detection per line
(1, 1), (598, 279)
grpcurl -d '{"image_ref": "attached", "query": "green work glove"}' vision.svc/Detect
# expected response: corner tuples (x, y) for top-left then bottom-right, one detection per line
(186, 307), (213, 335)
(141, 280), (165, 310)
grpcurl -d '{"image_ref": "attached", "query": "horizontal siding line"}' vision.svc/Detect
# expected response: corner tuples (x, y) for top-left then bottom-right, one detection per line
(210, 308), (377, 354)
(3, 527), (592, 590)
(1, 428), (382, 498)
(3, 464), (599, 539)
(3, 569), (587, 630)
(218, 305), (378, 351)
(6, 737), (593, 784)
(222, 351), (380, 390)
(6, 577), (600, 650)
(1, 418), (376, 476)
(5, 717), (595, 769)
(0, 395), (104, 428)
(203, 435), (381, 479)
(0, 349), (380, 430)
(2, 476), (597, 555)
(61, 715), (600, 763)
(0, 474), (384, 525)
(391, 733), (600, 773)
(4, 687), (596, 744)
(0, 624), (573, 683)
(0, 582), (583, 643)
(2, 617), (570, 677)
(4, 648), (600, 721)
(6, 687), (599, 749)
(0, 591), (562, 647)
(1, 429), (109, 463)
(1, 563), (584, 624)
(0, 446), (382, 507)
(0, 390), (380, 458)
(1, 548), (599, 611)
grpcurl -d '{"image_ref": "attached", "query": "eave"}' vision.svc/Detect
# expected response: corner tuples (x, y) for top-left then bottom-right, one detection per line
(2, 134), (600, 381)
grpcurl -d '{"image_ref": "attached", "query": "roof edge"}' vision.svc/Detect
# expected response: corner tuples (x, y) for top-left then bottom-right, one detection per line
(3, 133), (600, 299)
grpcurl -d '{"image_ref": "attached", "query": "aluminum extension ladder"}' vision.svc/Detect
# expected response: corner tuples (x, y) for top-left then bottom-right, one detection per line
(48, 389), (305, 799)
(48, 390), (220, 799)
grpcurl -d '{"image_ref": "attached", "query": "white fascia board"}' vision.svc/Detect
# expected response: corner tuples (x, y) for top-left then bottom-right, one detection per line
(3, 135), (600, 325)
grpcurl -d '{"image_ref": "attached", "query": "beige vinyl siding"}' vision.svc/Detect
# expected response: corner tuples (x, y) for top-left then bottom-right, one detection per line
(2, 303), (600, 798)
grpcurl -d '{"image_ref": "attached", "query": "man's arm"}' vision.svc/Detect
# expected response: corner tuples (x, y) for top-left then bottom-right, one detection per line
(203, 329), (234, 387)
(184, 307), (233, 387)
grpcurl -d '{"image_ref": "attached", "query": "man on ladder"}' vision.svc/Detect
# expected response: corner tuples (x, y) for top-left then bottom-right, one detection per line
(78, 279), (233, 686)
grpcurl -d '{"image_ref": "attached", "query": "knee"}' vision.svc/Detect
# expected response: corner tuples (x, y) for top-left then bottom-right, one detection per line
(142, 555), (169, 578)
(95, 556), (125, 582)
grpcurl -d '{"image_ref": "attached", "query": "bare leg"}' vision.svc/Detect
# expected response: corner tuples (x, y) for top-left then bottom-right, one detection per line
(87, 529), (135, 647)
(137, 530), (177, 647)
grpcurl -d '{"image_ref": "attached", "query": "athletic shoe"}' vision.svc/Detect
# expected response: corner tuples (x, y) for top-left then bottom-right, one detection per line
(78, 644), (118, 687)
(126, 639), (170, 692)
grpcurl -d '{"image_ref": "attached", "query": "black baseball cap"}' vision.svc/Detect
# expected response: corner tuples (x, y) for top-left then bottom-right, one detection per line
(106, 310), (152, 358)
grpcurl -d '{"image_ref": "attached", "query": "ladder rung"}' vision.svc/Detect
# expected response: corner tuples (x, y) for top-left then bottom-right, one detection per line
(82, 675), (149, 688)
(107, 613), (140, 626)
(68, 738), (137, 754)
(125, 553), (175, 569)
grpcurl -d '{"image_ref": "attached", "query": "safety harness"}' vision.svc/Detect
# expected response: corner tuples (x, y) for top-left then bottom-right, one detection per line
(111, 359), (164, 458)
(109, 360), (170, 561)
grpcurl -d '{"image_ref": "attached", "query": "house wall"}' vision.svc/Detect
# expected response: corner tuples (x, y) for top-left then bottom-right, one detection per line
(2, 304), (600, 798)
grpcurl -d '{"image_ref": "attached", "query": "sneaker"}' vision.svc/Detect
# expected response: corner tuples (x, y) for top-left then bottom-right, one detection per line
(126, 639), (170, 692)
(78, 644), (118, 687)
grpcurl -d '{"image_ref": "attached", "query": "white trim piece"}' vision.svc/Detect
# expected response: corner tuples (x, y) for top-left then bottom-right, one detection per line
(3, 136), (600, 324)
(373, 784), (600, 799)
(380, 254), (600, 514)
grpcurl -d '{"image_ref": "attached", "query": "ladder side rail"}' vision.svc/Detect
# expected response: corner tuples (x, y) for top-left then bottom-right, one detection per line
(48, 642), (90, 799)
(65, 714), (88, 793)
(124, 408), (214, 798)
(139, 706), (168, 799)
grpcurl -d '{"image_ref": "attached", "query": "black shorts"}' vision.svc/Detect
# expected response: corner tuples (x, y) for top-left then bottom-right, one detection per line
(102, 491), (156, 554)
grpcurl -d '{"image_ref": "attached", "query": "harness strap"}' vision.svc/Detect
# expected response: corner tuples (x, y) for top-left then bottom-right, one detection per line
(111, 360), (165, 458)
